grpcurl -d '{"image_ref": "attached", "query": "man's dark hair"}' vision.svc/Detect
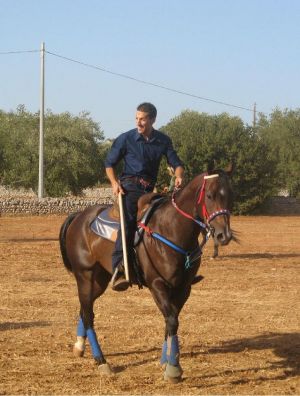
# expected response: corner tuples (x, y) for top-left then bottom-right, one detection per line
(137, 102), (157, 119)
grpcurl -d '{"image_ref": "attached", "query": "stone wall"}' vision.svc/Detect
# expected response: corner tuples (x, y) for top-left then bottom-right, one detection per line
(0, 187), (114, 215)
(259, 196), (300, 215)
(1, 186), (300, 216)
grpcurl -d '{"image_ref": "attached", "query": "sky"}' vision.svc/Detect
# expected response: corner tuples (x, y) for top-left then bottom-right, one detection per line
(1, 0), (300, 139)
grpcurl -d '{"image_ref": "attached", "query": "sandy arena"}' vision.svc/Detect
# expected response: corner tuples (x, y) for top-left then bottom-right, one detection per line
(0, 215), (299, 395)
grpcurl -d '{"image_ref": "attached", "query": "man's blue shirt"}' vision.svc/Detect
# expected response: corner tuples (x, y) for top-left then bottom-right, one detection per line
(105, 128), (183, 183)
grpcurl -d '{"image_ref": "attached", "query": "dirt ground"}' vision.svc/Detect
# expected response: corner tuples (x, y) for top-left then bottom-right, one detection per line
(0, 214), (299, 395)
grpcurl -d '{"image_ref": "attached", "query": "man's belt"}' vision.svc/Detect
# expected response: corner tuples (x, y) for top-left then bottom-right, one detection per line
(121, 176), (154, 188)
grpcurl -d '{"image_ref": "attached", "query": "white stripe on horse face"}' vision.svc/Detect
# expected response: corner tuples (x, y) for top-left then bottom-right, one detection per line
(204, 174), (219, 180)
(219, 187), (225, 196)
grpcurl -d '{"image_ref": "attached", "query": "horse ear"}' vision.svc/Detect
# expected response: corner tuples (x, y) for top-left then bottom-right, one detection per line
(206, 159), (216, 173)
(225, 162), (234, 176)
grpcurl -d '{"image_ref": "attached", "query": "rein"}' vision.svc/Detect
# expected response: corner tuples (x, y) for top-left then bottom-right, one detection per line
(138, 173), (230, 270)
(172, 174), (230, 232)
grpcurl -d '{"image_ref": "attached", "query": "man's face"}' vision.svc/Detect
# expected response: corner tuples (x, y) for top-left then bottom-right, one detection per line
(136, 111), (155, 136)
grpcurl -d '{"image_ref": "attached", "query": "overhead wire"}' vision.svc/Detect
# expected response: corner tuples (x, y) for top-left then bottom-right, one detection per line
(45, 50), (254, 113)
(1, 47), (257, 114)
(0, 49), (40, 54)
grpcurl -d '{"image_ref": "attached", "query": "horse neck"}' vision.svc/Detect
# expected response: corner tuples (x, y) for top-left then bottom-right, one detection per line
(174, 174), (204, 214)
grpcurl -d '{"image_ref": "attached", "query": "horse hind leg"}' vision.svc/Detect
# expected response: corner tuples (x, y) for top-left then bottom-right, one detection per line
(73, 266), (114, 375)
(73, 316), (86, 357)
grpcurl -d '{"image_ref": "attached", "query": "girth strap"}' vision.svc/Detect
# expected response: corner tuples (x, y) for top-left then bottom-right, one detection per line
(138, 221), (202, 269)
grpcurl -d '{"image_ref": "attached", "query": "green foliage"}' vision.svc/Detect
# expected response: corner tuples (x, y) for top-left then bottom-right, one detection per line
(160, 110), (278, 214)
(1, 106), (299, 211)
(0, 105), (39, 188)
(43, 110), (104, 196)
(0, 106), (107, 196)
(257, 108), (300, 197)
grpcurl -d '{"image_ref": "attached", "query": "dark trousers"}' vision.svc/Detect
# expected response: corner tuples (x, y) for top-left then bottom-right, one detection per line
(112, 180), (153, 271)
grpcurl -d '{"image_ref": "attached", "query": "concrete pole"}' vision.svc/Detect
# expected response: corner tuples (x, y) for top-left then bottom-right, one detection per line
(38, 42), (45, 199)
(253, 102), (257, 128)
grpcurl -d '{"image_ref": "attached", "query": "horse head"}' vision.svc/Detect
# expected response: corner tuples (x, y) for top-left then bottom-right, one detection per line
(198, 164), (234, 246)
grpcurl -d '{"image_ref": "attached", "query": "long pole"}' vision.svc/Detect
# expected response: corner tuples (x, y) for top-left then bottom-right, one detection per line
(38, 42), (45, 199)
(253, 102), (257, 128)
(118, 192), (130, 281)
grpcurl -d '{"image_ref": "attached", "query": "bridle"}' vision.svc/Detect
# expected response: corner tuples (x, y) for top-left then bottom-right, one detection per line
(138, 173), (231, 270)
(171, 173), (230, 237)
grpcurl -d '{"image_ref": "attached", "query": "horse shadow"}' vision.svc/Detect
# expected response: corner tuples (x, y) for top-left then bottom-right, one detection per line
(106, 332), (300, 382)
(187, 332), (300, 387)
(0, 321), (51, 331)
(7, 238), (58, 242)
(105, 346), (161, 373)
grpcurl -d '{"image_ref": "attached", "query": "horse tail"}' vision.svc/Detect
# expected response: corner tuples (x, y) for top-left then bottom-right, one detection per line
(59, 212), (79, 273)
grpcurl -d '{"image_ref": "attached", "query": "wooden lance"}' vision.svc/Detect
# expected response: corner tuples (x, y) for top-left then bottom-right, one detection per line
(118, 192), (130, 281)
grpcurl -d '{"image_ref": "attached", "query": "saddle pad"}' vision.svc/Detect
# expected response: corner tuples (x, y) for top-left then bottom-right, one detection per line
(90, 207), (119, 242)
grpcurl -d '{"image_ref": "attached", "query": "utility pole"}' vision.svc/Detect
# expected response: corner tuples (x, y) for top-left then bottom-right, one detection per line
(253, 102), (257, 128)
(38, 42), (45, 199)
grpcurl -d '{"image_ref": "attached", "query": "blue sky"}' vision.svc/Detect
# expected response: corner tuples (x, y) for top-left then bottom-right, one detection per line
(1, 0), (300, 138)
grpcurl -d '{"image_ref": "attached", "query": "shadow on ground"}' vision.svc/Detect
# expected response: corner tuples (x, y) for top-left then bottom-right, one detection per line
(187, 332), (300, 388)
(0, 321), (51, 331)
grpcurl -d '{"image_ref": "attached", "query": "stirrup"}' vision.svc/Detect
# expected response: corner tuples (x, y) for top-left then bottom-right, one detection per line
(111, 266), (129, 292)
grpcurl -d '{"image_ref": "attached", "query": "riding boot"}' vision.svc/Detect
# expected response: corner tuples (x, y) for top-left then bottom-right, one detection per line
(111, 263), (130, 292)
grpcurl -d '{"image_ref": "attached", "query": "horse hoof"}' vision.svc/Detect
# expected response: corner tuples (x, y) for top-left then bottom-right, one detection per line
(160, 362), (167, 370)
(164, 374), (182, 383)
(163, 363), (183, 383)
(98, 363), (115, 375)
(73, 345), (85, 358)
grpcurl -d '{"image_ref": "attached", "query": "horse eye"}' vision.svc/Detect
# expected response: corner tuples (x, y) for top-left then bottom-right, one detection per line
(207, 193), (212, 200)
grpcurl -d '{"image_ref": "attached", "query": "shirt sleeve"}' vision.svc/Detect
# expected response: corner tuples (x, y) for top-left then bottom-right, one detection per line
(165, 137), (184, 170)
(104, 134), (126, 168)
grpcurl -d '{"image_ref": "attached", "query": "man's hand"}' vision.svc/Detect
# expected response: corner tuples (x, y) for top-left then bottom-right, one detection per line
(174, 166), (184, 189)
(112, 181), (124, 196)
(106, 167), (125, 196)
(175, 176), (184, 189)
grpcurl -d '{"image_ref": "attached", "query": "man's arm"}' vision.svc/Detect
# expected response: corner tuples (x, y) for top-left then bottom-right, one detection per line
(105, 167), (124, 196)
(174, 166), (184, 189)
(165, 136), (184, 188)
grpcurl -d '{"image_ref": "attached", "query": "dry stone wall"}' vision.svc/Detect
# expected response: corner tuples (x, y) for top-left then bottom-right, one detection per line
(259, 196), (300, 215)
(0, 186), (114, 215)
(1, 186), (300, 215)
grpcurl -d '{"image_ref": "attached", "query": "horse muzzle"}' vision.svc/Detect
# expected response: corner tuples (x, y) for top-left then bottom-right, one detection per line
(215, 229), (232, 246)
(209, 217), (232, 246)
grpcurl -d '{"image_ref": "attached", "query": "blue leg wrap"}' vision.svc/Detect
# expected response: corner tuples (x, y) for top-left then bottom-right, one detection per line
(167, 335), (180, 366)
(160, 340), (168, 365)
(76, 317), (87, 337)
(86, 328), (104, 360)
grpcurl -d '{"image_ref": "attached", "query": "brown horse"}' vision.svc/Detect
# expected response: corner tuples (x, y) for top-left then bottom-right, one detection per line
(59, 166), (233, 382)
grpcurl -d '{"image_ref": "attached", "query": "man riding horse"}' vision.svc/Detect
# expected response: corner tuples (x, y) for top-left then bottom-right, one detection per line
(105, 102), (184, 291)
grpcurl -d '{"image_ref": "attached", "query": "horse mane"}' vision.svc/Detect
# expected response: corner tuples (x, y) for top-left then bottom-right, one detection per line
(172, 167), (232, 205)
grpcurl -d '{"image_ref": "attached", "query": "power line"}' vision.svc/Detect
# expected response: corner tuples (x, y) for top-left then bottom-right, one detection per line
(0, 49), (39, 54)
(0, 47), (256, 114)
(46, 50), (254, 113)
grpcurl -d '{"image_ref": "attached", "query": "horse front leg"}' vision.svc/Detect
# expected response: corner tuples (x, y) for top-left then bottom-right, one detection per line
(74, 269), (113, 375)
(162, 317), (183, 383)
(212, 241), (219, 258)
(151, 281), (183, 383)
(160, 283), (193, 382)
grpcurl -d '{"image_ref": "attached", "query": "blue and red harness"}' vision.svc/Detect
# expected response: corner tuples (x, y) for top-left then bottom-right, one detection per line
(138, 175), (230, 269)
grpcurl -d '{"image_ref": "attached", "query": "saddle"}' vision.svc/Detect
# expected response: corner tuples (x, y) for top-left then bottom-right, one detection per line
(90, 193), (167, 289)
(134, 194), (167, 245)
(90, 192), (167, 244)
